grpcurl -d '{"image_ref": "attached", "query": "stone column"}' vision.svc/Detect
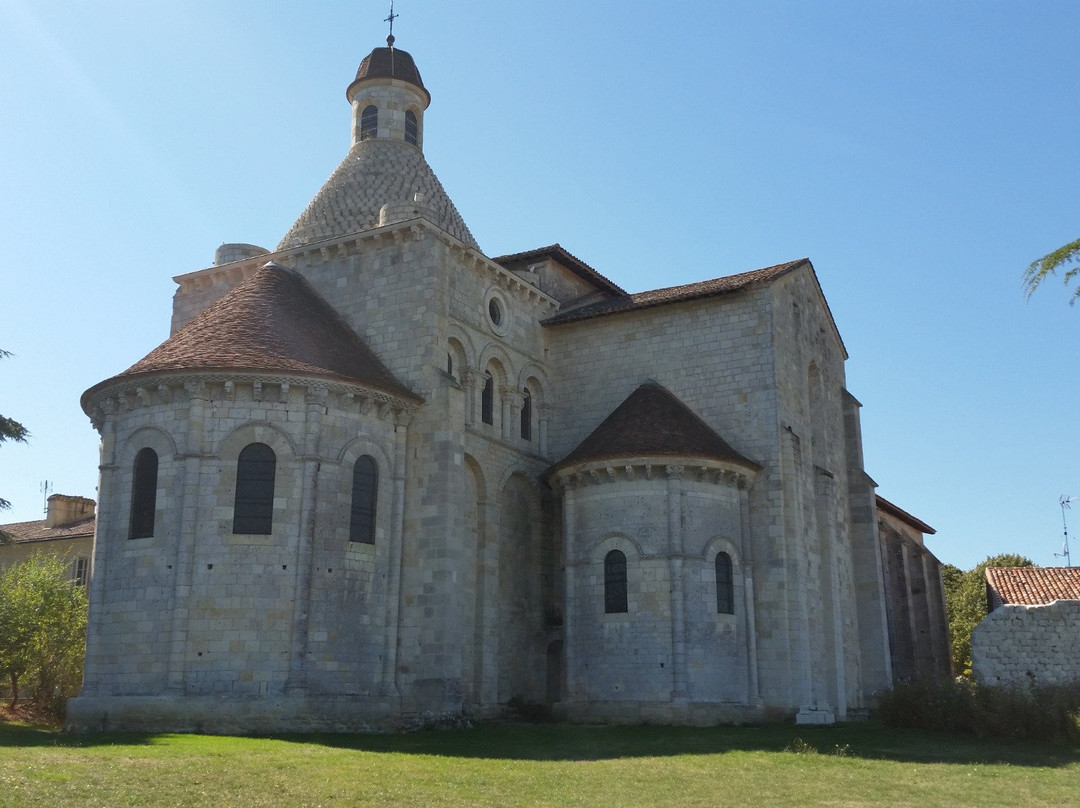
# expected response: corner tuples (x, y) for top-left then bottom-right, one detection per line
(285, 385), (328, 694)
(166, 381), (208, 693)
(382, 411), (410, 698)
(463, 370), (479, 428)
(559, 477), (579, 702)
(666, 465), (687, 701)
(538, 404), (552, 458)
(81, 401), (117, 694)
(500, 388), (517, 442)
(738, 481), (762, 706)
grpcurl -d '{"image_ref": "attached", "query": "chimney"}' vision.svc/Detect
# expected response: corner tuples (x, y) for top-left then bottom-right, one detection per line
(45, 494), (96, 528)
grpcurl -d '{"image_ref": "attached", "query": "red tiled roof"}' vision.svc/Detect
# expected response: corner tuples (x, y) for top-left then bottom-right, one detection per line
(0, 516), (95, 544)
(550, 382), (759, 474)
(543, 258), (810, 325)
(84, 263), (419, 404)
(876, 495), (936, 535)
(493, 244), (626, 296)
(986, 567), (1080, 606)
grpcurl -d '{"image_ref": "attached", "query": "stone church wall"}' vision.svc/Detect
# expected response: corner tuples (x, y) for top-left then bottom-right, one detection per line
(972, 600), (1080, 687)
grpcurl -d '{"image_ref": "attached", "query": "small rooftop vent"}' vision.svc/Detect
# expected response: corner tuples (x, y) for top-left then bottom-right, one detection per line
(214, 243), (270, 266)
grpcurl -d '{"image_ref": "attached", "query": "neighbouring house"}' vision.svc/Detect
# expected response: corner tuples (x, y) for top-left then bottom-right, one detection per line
(0, 494), (95, 589)
(66, 32), (948, 734)
(876, 496), (951, 682)
(972, 566), (1080, 687)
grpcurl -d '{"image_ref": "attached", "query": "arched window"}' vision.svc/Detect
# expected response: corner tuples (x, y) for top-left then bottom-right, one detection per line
(360, 104), (378, 140)
(350, 456), (378, 544)
(604, 549), (628, 613)
(128, 447), (158, 539)
(447, 352), (454, 377)
(481, 372), (494, 425)
(405, 109), (418, 145)
(520, 388), (532, 441)
(716, 552), (734, 614)
(233, 443), (276, 534)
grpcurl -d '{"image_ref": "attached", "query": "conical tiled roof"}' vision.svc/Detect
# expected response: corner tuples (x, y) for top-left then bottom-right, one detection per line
(553, 383), (759, 472)
(276, 138), (478, 250)
(84, 263), (417, 403)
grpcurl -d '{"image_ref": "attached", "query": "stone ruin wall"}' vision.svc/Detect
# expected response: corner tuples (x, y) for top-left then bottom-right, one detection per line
(972, 600), (1080, 688)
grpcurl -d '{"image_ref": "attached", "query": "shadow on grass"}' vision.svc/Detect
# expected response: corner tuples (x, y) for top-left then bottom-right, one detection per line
(5, 720), (1078, 768)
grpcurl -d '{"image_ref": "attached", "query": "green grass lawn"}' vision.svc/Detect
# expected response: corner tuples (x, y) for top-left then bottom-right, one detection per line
(1, 720), (1078, 807)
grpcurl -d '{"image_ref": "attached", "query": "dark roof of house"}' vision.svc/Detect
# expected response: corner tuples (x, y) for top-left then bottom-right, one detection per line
(986, 567), (1080, 606)
(876, 495), (936, 535)
(543, 258), (810, 325)
(347, 46), (429, 104)
(0, 516), (95, 544)
(84, 263), (418, 404)
(493, 244), (626, 296)
(551, 382), (759, 474)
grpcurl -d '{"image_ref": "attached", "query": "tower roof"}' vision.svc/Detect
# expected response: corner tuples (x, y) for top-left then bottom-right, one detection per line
(277, 43), (477, 251)
(551, 383), (759, 473)
(277, 139), (478, 250)
(347, 47), (430, 105)
(83, 263), (417, 405)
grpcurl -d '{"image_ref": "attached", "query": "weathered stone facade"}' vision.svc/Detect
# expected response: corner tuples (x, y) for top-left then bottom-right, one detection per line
(972, 601), (1080, 688)
(67, 40), (945, 733)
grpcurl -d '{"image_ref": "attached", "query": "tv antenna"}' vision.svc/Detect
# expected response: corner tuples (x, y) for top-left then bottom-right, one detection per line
(1056, 495), (1073, 567)
(40, 480), (52, 514)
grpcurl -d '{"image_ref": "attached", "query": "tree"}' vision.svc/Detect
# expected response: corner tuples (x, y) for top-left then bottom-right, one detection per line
(0, 349), (30, 541)
(1023, 237), (1080, 303)
(943, 553), (1034, 676)
(0, 554), (87, 711)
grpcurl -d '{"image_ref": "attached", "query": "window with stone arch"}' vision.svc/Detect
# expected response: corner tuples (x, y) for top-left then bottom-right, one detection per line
(520, 387), (532, 441)
(715, 551), (734, 614)
(604, 549), (628, 614)
(481, 372), (494, 425)
(128, 447), (158, 539)
(349, 455), (378, 544)
(360, 104), (378, 140)
(233, 442), (276, 535)
(404, 109), (419, 145)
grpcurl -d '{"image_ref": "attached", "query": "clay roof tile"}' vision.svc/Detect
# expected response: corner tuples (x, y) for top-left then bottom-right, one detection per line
(84, 263), (417, 404)
(986, 567), (1080, 606)
(551, 382), (759, 474)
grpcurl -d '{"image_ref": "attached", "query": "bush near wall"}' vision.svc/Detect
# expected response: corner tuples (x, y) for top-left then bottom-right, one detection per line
(878, 678), (1080, 743)
(0, 554), (87, 719)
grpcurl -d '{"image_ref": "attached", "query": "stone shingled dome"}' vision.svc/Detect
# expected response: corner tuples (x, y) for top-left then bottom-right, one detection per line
(277, 139), (478, 250)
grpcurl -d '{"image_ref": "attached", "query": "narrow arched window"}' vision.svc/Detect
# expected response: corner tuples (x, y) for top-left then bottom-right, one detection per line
(128, 447), (158, 539)
(716, 552), (734, 614)
(604, 550), (628, 614)
(233, 443), (276, 534)
(350, 456), (378, 544)
(447, 352), (454, 377)
(481, 373), (494, 425)
(405, 109), (418, 145)
(360, 105), (378, 140)
(520, 388), (532, 441)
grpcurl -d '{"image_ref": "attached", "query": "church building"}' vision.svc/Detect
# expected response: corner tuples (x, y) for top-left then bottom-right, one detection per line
(68, 34), (948, 733)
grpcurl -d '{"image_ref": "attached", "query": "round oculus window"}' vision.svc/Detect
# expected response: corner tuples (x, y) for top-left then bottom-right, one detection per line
(488, 298), (503, 326)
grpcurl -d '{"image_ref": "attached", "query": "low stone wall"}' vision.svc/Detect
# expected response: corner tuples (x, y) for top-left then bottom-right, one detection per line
(971, 600), (1080, 687)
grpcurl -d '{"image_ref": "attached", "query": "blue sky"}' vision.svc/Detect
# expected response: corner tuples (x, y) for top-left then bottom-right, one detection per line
(0, 0), (1077, 570)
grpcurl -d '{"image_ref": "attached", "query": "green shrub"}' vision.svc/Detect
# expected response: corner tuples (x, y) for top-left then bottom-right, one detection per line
(879, 678), (1080, 743)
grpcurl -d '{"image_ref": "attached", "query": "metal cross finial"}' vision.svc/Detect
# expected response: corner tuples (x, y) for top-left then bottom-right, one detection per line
(385, 1), (399, 47)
